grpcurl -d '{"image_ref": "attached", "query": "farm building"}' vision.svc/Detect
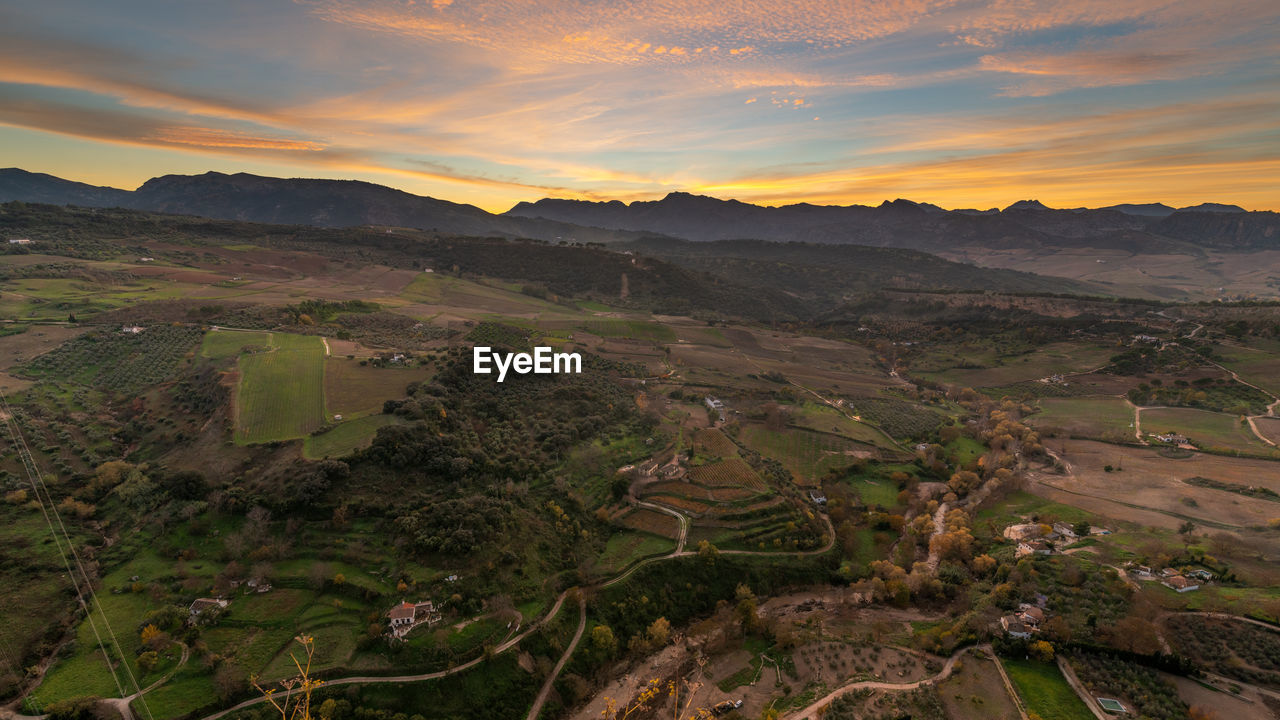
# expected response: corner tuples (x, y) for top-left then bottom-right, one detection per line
(1000, 615), (1033, 639)
(8, 237), (32, 245)
(189, 597), (228, 618)
(388, 599), (441, 637)
(1162, 575), (1199, 592)
(1016, 540), (1052, 558)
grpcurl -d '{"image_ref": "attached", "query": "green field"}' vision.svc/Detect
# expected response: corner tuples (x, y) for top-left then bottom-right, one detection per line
(739, 424), (870, 484)
(304, 414), (404, 459)
(1218, 341), (1280, 397)
(235, 333), (327, 444)
(1001, 658), (1094, 720)
(580, 319), (676, 342)
(324, 357), (432, 417)
(594, 530), (675, 573)
(200, 329), (271, 359)
(1142, 406), (1276, 456)
(916, 342), (1114, 388)
(789, 402), (899, 450)
(1027, 396), (1134, 442)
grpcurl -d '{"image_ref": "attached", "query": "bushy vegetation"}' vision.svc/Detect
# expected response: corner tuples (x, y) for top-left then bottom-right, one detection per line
(1069, 651), (1189, 720)
(1165, 616), (1280, 688)
(1127, 376), (1272, 414)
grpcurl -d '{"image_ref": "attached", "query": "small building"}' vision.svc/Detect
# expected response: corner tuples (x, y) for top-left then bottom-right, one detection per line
(189, 597), (228, 618)
(1052, 523), (1077, 539)
(246, 577), (272, 594)
(1016, 540), (1052, 558)
(1186, 569), (1215, 582)
(1018, 605), (1046, 627)
(1163, 575), (1199, 593)
(8, 237), (32, 245)
(1001, 615), (1032, 639)
(1156, 433), (1189, 445)
(809, 490), (827, 505)
(138, 257), (155, 262)
(121, 325), (145, 334)
(387, 599), (441, 637)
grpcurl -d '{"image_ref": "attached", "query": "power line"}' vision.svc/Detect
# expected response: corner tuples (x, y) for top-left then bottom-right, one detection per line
(0, 394), (155, 720)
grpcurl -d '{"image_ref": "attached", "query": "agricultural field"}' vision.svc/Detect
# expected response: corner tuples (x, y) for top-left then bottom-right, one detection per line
(1027, 396), (1135, 442)
(937, 652), (1022, 720)
(789, 402), (901, 451)
(1001, 658), (1094, 720)
(200, 329), (271, 359)
(1141, 406), (1278, 457)
(0, 276), (197, 321)
(235, 333), (327, 443)
(692, 427), (739, 457)
(323, 357), (433, 418)
(18, 325), (203, 394)
(579, 319), (675, 342)
(1163, 616), (1280, 689)
(1068, 652), (1189, 720)
(686, 458), (768, 492)
(593, 530), (674, 574)
(304, 414), (405, 459)
(844, 395), (946, 439)
(911, 341), (1114, 388)
(1035, 439), (1280, 530)
(1256, 416), (1280, 444)
(616, 507), (681, 539)
(738, 424), (871, 486)
(1218, 341), (1280, 397)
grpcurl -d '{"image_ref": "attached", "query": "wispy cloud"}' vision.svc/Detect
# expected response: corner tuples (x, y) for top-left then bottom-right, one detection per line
(0, 0), (1274, 210)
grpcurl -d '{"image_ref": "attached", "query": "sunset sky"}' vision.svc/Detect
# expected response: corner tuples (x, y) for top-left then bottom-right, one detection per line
(2, 0), (1277, 212)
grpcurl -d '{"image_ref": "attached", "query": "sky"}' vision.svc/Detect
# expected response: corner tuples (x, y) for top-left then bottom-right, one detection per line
(1, 0), (1278, 212)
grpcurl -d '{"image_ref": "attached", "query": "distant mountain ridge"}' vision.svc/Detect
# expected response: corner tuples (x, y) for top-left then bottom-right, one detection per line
(508, 192), (1278, 252)
(1, 168), (1275, 252)
(0, 168), (656, 244)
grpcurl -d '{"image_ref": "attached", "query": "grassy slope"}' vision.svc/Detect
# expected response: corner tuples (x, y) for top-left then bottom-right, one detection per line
(235, 333), (326, 444)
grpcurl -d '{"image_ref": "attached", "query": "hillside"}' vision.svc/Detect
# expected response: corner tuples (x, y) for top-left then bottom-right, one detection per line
(510, 192), (1280, 253)
(0, 169), (655, 245)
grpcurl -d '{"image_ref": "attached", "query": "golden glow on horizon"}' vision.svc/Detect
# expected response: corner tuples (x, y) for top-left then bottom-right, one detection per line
(0, 0), (1275, 212)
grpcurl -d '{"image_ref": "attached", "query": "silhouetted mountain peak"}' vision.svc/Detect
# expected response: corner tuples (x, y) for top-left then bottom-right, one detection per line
(1178, 202), (1246, 213)
(1003, 199), (1051, 212)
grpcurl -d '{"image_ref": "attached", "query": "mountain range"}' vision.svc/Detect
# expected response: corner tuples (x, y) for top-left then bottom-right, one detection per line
(2, 168), (1276, 253)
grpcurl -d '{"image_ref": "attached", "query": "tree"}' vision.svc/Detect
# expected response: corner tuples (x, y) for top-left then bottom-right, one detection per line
(1179, 520), (1197, 547)
(591, 624), (617, 654)
(697, 540), (719, 563)
(734, 584), (760, 634)
(646, 617), (671, 647)
(140, 624), (168, 651)
(1029, 640), (1055, 662)
(137, 651), (159, 672)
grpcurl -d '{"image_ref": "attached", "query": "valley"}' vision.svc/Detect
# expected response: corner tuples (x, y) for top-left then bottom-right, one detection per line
(1, 201), (1279, 720)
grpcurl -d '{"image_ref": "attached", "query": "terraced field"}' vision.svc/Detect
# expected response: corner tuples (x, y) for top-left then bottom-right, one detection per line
(687, 458), (768, 491)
